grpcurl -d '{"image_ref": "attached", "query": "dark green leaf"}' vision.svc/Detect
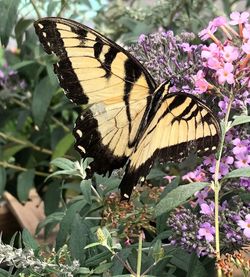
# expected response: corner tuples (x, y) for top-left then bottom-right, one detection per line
(0, 268), (9, 276)
(85, 250), (112, 267)
(17, 169), (35, 202)
(75, 267), (92, 274)
(56, 200), (87, 250)
(80, 180), (92, 205)
(3, 144), (27, 162)
(44, 180), (61, 215)
(15, 18), (33, 47)
(11, 60), (35, 70)
(0, 0), (20, 46)
(187, 252), (207, 277)
(52, 133), (74, 160)
(32, 76), (55, 127)
(0, 167), (6, 196)
(69, 214), (88, 264)
(111, 248), (132, 275)
(223, 167), (250, 179)
(155, 182), (209, 217)
(36, 211), (64, 234)
(22, 229), (39, 250)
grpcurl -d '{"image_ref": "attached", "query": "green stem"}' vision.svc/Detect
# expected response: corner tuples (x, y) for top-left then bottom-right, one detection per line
(137, 232), (143, 277)
(213, 95), (233, 277)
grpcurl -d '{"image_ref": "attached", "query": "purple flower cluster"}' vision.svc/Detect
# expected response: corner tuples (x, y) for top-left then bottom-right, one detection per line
(130, 30), (203, 91)
(168, 196), (250, 257)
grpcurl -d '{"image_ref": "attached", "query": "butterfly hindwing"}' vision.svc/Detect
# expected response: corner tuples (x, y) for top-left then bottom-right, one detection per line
(34, 17), (156, 175)
(119, 93), (221, 199)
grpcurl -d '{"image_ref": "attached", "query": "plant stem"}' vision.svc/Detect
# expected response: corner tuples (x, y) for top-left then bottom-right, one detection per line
(213, 96), (233, 277)
(0, 161), (49, 177)
(136, 232), (143, 277)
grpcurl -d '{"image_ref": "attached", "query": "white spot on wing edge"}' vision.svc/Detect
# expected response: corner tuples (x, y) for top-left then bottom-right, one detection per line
(123, 193), (129, 199)
(77, 145), (85, 153)
(37, 23), (43, 29)
(76, 129), (83, 137)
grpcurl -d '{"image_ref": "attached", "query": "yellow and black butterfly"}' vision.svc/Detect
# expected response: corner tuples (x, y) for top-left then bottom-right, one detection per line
(34, 17), (221, 200)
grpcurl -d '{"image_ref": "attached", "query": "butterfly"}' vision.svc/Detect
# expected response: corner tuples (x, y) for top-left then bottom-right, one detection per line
(34, 17), (221, 200)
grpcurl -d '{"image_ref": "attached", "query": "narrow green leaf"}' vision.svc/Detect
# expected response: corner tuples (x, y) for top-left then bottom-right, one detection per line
(0, 167), (6, 196)
(80, 180), (92, 205)
(223, 167), (250, 179)
(44, 180), (61, 215)
(94, 262), (113, 274)
(17, 169), (35, 202)
(22, 229), (39, 251)
(0, 0), (20, 46)
(75, 267), (92, 275)
(0, 268), (9, 276)
(32, 76), (55, 127)
(11, 60), (35, 70)
(155, 182), (209, 217)
(52, 133), (74, 160)
(230, 115), (250, 128)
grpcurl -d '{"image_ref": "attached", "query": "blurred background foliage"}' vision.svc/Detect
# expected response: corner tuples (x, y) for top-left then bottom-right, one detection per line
(0, 0), (249, 276)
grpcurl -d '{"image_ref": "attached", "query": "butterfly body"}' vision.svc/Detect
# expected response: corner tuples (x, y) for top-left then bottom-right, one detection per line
(34, 17), (221, 200)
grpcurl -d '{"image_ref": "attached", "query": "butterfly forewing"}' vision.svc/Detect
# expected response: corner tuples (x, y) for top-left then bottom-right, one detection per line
(34, 17), (156, 176)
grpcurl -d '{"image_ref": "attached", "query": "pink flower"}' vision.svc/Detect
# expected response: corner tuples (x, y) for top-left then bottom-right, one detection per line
(222, 45), (239, 62)
(164, 175), (176, 183)
(229, 11), (249, 25)
(197, 222), (215, 242)
(216, 62), (235, 84)
(201, 43), (220, 59)
(207, 57), (222, 70)
(199, 22), (217, 41)
(243, 23), (250, 40)
(212, 16), (227, 27)
(195, 78), (210, 93)
(242, 40), (250, 54)
(238, 214), (250, 238)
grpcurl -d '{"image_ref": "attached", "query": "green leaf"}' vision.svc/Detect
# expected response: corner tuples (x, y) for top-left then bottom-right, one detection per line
(22, 229), (39, 250)
(69, 214), (88, 264)
(11, 60), (35, 70)
(85, 250), (112, 267)
(94, 262), (113, 274)
(75, 267), (92, 275)
(44, 180), (61, 215)
(36, 211), (65, 234)
(15, 18), (33, 47)
(80, 180), (92, 205)
(187, 253), (207, 277)
(32, 76), (55, 127)
(0, 167), (6, 196)
(0, 268), (9, 276)
(56, 200), (87, 250)
(3, 144), (27, 161)
(0, 0), (20, 46)
(51, 157), (75, 170)
(17, 169), (35, 202)
(230, 115), (250, 128)
(155, 182), (209, 217)
(52, 133), (74, 160)
(223, 167), (250, 179)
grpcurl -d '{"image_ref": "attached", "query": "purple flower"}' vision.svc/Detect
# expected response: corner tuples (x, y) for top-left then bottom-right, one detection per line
(200, 202), (214, 216)
(232, 138), (248, 155)
(234, 153), (250, 168)
(237, 214), (250, 238)
(240, 178), (250, 191)
(197, 222), (215, 242)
